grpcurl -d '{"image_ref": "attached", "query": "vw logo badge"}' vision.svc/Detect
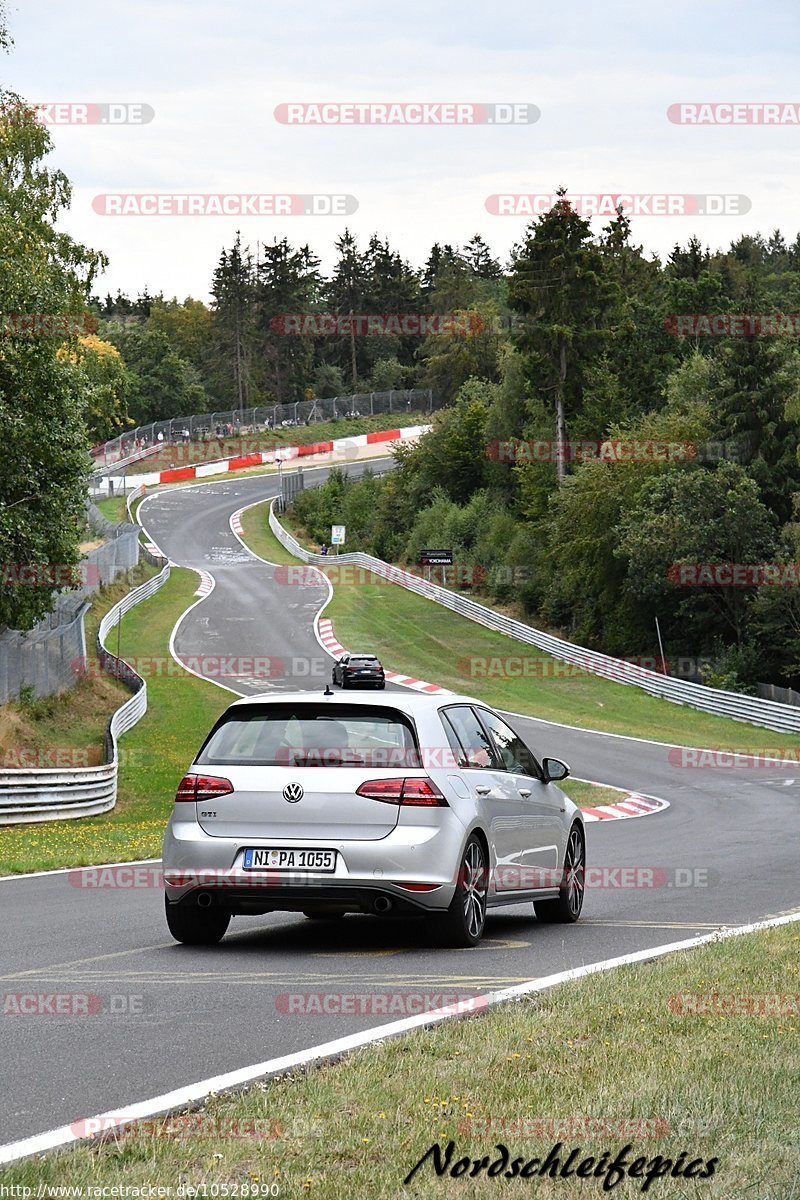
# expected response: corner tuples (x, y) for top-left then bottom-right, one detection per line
(283, 782), (304, 803)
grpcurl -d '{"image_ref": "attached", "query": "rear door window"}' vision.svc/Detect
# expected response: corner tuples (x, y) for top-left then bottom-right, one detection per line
(196, 704), (418, 768)
(441, 705), (499, 770)
(475, 709), (541, 778)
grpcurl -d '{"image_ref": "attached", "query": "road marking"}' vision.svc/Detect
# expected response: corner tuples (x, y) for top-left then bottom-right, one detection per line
(0, 859), (160, 884)
(2, 910), (798, 1166)
(0, 944), (172, 982)
(581, 920), (733, 929)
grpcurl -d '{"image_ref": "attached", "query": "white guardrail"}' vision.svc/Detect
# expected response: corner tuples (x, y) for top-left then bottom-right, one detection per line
(270, 501), (800, 735)
(0, 565), (170, 825)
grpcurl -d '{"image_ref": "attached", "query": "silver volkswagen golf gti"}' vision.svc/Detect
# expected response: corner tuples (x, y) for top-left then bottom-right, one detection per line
(162, 690), (585, 948)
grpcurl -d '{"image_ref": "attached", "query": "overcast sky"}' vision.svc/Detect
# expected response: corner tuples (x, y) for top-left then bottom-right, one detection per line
(3, 0), (799, 302)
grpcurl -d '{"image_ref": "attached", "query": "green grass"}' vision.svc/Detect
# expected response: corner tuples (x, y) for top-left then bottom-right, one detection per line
(0, 569), (228, 874)
(245, 507), (800, 753)
(93, 495), (129, 523)
(0, 565), (155, 772)
(559, 779), (625, 808)
(239, 504), (300, 565)
(3, 922), (796, 1196)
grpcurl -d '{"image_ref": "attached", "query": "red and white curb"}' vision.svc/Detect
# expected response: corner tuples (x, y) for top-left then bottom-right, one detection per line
(230, 512), (244, 536)
(317, 618), (449, 695)
(578, 791), (670, 823)
(193, 570), (214, 598)
(102, 425), (430, 491)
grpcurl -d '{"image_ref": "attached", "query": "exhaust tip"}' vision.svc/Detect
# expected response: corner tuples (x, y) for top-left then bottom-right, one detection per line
(196, 892), (213, 908)
(373, 895), (393, 914)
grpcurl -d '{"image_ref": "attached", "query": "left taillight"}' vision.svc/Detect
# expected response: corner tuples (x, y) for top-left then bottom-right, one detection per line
(355, 777), (448, 807)
(174, 774), (234, 802)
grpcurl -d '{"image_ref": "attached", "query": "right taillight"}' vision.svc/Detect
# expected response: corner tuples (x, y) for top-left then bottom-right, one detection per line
(174, 774), (234, 802)
(356, 777), (448, 807)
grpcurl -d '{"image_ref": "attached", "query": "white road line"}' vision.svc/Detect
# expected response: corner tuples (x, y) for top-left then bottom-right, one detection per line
(1, 910), (798, 1166)
(0, 860), (160, 884)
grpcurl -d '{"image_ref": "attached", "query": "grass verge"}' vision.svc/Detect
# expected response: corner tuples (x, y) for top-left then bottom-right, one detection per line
(244, 506), (800, 752)
(559, 780), (626, 809)
(93, 496), (130, 524)
(0, 565), (155, 771)
(3, 923), (796, 1195)
(0, 568), (228, 874)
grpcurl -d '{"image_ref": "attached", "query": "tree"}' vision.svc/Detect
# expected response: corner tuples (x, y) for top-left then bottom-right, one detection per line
(391, 378), (495, 506)
(148, 298), (213, 380)
(57, 335), (129, 442)
(326, 229), (369, 387)
(312, 363), (345, 399)
(0, 90), (105, 629)
(463, 234), (502, 280)
(708, 323), (800, 522)
(370, 357), (407, 390)
(416, 300), (505, 402)
(111, 327), (205, 423)
(507, 187), (618, 480)
(617, 462), (777, 649)
(210, 233), (255, 411)
(254, 238), (321, 404)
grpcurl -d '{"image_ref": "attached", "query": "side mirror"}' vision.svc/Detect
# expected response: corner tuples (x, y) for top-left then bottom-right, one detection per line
(542, 757), (570, 783)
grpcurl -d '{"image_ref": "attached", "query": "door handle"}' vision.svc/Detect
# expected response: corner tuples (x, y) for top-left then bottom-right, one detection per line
(475, 785), (492, 795)
(518, 788), (532, 797)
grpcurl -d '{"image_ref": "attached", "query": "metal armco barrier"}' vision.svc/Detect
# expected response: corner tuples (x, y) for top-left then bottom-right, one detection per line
(0, 565), (170, 825)
(269, 501), (800, 735)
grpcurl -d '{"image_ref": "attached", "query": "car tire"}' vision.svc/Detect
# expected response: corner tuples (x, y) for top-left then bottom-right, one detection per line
(165, 895), (230, 945)
(430, 836), (488, 948)
(377, 681), (386, 690)
(534, 824), (585, 924)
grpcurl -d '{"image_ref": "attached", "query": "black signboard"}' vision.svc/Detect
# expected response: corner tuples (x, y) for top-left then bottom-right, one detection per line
(419, 549), (454, 566)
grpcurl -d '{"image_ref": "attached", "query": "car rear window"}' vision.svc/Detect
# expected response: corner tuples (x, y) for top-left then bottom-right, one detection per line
(196, 704), (419, 767)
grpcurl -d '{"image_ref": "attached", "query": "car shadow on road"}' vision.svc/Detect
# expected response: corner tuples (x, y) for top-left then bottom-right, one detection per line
(165, 910), (548, 956)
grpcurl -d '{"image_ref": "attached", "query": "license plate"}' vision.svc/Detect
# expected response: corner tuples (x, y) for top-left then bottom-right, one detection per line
(242, 848), (337, 871)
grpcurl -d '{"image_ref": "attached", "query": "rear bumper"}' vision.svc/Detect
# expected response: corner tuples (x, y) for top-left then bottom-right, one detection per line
(162, 813), (462, 912)
(166, 883), (444, 917)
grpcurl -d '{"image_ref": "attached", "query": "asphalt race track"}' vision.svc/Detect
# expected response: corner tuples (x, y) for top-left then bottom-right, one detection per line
(2, 461), (799, 1146)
